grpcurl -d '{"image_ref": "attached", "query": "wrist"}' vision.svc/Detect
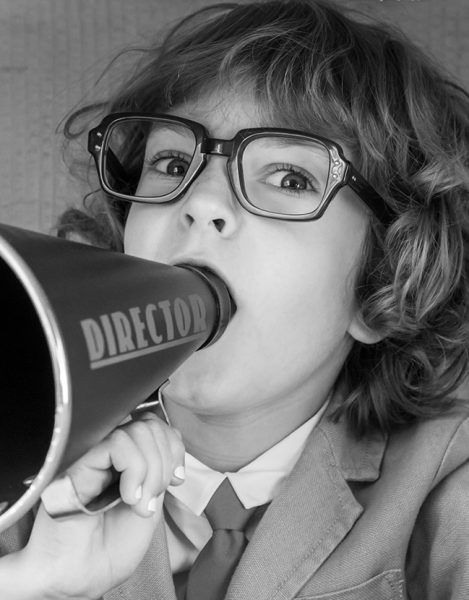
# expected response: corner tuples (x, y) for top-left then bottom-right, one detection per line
(0, 550), (47, 599)
(0, 550), (92, 600)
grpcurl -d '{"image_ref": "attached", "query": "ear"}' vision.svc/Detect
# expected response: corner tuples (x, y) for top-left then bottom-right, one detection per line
(347, 313), (384, 345)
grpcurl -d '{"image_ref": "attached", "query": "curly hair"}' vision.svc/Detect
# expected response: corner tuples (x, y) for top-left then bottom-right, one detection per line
(59, 0), (469, 434)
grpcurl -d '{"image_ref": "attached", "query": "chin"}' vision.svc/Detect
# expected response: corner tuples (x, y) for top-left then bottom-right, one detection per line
(164, 315), (249, 407)
(165, 357), (238, 411)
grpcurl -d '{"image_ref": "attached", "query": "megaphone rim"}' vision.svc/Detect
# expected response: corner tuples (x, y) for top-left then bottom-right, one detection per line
(0, 228), (72, 531)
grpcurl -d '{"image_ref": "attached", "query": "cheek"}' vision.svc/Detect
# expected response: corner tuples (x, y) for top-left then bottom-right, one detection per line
(124, 204), (170, 259)
(258, 218), (361, 313)
(252, 249), (356, 355)
(213, 236), (359, 387)
(245, 218), (366, 368)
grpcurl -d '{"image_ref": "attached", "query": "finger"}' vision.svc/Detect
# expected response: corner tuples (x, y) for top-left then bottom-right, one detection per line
(166, 428), (186, 486)
(65, 460), (115, 506)
(104, 427), (148, 506)
(137, 413), (186, 486)
(64, 423), (149, 507)
(121, 419), (170, 516)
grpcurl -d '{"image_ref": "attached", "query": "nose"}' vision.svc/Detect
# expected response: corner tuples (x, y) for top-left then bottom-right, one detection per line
(178, 158), (240, 236)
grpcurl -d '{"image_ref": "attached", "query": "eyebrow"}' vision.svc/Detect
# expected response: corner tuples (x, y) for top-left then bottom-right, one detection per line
(253, 136), (328, 151)
(147, 122), (195, 139)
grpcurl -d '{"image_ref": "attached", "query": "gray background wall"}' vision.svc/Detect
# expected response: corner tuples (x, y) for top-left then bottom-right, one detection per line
(1, 0), (468, 233)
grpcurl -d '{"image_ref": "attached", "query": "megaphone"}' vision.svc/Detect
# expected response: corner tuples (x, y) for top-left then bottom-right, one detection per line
(0, 223), (234, 532)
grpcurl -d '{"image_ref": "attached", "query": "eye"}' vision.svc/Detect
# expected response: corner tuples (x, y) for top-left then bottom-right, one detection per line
(264, 165), (319, 193)
(277, 172), (309, 190)
(147, 152), (191, 177)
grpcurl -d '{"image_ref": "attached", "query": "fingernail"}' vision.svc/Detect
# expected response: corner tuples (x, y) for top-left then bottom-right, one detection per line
(173, 465), (185, 481)
(135, 485), (143, 501)
(147, 497), (158, 512)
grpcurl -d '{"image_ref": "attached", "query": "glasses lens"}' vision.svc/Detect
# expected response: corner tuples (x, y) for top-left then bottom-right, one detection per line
(240, 136), (331, 216)
(102, 118), (197, 199)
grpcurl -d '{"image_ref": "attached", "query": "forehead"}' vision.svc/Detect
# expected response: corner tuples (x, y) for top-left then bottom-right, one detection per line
(168, 90), (267, 138)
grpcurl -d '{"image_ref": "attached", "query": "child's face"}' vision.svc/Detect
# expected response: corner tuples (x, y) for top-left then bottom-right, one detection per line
(124, 92), (375, 419)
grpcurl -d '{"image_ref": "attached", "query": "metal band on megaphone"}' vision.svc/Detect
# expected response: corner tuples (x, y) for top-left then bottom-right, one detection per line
(0, 229), (72, 529)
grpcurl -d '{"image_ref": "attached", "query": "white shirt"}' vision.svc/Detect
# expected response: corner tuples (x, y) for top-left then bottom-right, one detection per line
(163, 401), (328, 574)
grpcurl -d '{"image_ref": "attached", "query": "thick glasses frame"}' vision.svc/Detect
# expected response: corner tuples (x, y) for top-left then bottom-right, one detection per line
(88, 112), (394, 224)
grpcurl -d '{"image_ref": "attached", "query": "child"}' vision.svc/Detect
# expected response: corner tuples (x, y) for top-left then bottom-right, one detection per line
(1, 0), (469, 598)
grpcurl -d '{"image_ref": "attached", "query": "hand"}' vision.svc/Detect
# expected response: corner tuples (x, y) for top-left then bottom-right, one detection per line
(11, 412), (185, 599)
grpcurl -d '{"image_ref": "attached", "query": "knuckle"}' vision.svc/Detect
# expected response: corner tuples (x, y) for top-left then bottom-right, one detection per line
(109, 427), (130, 446)
(129, 420), (151, 438)
(169, 428), (186, 453)
(139, 410), (159, 421)
(148, 423), (170, 447)
(173, 428), (183, 441)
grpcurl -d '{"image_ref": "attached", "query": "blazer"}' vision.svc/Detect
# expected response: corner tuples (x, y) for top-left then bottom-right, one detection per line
(1, 402), (468, 599)
(105, 402), (469, 600)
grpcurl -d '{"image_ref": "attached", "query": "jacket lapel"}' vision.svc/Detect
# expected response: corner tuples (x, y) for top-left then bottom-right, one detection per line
(105, 402), (386, 600)
(226, 407), (387, 600)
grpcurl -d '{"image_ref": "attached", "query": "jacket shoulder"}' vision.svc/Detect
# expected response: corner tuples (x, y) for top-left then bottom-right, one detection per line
(393, 404), (469, 484)
(404, 406), (469, 599)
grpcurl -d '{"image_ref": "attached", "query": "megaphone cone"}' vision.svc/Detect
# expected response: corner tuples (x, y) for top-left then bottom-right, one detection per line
(0, 223), (234, 532)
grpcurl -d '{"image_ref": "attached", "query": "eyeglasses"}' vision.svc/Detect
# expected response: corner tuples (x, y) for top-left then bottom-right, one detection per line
(88, 113), (393, 224)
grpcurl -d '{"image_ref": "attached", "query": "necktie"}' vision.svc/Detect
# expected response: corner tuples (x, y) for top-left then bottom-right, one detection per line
(184, 478), (259, 600)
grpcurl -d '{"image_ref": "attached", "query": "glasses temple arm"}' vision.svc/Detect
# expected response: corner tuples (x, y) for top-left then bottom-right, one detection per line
(346, 166), (395, 226)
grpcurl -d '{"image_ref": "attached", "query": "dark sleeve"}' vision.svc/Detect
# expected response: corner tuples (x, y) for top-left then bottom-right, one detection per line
(406, 416), (469, 599)
(0, 511), (35, 557)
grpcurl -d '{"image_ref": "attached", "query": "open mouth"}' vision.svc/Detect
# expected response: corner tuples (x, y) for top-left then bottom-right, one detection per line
(175, 261), (236, 312)
(196, 265), (236, 314)
(175, 262), (236, 348)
